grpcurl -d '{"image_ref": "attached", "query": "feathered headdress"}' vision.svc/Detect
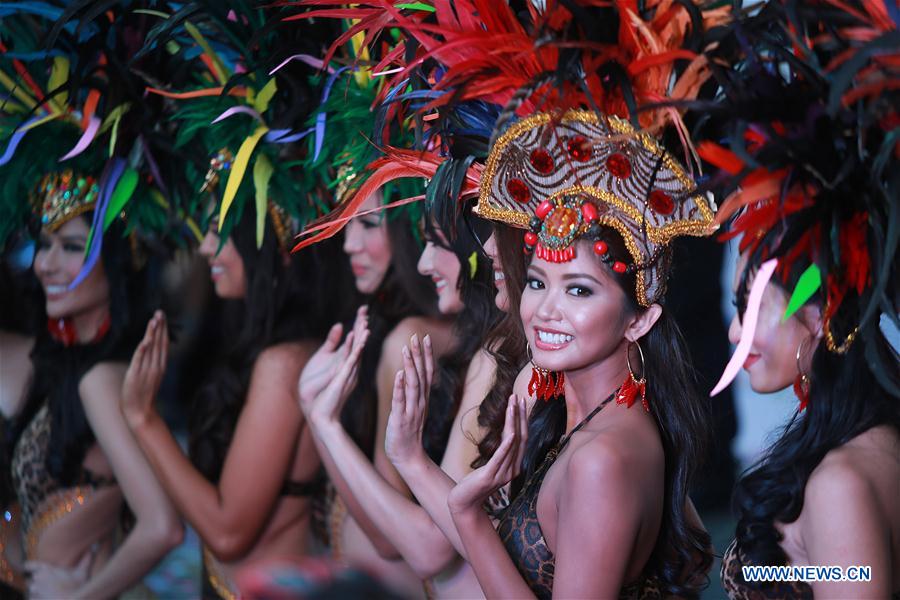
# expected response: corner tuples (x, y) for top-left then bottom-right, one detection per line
(0, 5), (183, 286)
(692, 0), (899, 394)
(285, 0), (726, 305)
(137, 2), (339, 250)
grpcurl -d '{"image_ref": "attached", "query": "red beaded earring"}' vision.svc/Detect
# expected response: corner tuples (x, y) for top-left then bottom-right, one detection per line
(615, 340), (649, 412)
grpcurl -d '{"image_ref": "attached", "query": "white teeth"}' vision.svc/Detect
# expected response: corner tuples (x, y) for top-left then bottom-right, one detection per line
(494, 270), (505, 281)
(45, 285), (67, 294)
(537, 330), (573, 344)
(434, 279), (446, 290)
(211, 266), (225, 275)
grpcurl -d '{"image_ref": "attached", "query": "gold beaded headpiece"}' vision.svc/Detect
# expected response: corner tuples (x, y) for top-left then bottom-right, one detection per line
(476, 110), (716, 306)
(31, 170), (101, 232)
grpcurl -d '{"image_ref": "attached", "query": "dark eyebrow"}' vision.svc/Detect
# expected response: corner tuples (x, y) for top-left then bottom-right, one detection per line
(60, 235), (88, 243)
(562, 272), (602, 285)
(528, 265), (548, 277)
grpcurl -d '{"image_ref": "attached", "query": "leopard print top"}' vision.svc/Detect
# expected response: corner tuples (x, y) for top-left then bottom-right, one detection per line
(496, 394), (661, 600)
(11, 405), (115, 533)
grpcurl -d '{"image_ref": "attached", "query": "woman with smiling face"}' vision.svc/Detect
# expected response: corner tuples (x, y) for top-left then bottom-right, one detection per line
(300, 177), (502, 597)
(300, 187), (453, 597)
(444, 111), (716, 599)
(1, 169), (183, 598)
(121, 185), (354, 599)
(694, 4), (900, 597)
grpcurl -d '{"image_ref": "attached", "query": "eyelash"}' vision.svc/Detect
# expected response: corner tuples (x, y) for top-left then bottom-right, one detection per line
(361, 219), (381, 230)
(525, 276), (544, 290)
(567, 285), (592, 297)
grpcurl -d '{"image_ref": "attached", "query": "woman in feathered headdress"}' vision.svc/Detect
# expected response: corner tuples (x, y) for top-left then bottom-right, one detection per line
(284, 1), (726, 597)
(107, 5), (365, 599)
(0, 7), (185, 597)
(692, 1), (900, 596)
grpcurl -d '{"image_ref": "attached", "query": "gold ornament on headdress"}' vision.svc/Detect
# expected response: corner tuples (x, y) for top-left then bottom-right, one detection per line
(31, 170), (101, 232)
(476, 110), (716, 306)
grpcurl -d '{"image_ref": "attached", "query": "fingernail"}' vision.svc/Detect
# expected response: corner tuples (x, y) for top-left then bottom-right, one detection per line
(402, 346), (410, 357)
(424, 334), (431, 346)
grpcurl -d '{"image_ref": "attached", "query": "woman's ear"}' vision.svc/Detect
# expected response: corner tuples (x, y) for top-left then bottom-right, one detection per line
(625, 303), (663, 343)
(797, 303), (824, 340)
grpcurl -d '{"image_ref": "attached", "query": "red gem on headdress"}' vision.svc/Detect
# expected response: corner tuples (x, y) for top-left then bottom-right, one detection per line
(535, 200), (553, 220)
(606, 153), (632, 179)
(581, 202), (598, 222)
(536, 244), (576, 263)
(593, 241), (608, 256)
(529, 148), (555, 174)
(567, 136), (592, 162)
(506, 178), (531, 204)
(648, 190), (674, 215)
(524, 231), (538, 246)
(612, 261), (628, 273)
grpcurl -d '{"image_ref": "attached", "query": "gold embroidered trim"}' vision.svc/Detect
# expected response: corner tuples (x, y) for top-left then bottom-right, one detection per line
(328, 494), (347, 563)
(25, 487), (91, 559)
(203, 546), (239, 600)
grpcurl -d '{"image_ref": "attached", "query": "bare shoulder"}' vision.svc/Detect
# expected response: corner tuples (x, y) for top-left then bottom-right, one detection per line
(804, 439), (889, 517)
(250, 341), (315, 393)
(465, 348), (496, 385)
(379, 316), (450, 373)
(565, 422), (661, 496)
(79, 360), (128, 398)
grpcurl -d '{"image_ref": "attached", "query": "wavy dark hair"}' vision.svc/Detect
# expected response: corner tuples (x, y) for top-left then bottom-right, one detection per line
(511, 227), (712, 597)
(420, 199), (501, 463)
(473, 222), (529, 469)
(731, 259), (900, 579)
(340, 207), (441, 458)
(188, 211), (357, 481)
(6, 214), (153, 499)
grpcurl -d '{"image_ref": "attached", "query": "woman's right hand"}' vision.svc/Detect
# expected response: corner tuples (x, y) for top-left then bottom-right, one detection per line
(298, 306), (369, 426)
(448, 395), (527, 515)
(385, 333), (434, 468)
(121, 311), (168, 429)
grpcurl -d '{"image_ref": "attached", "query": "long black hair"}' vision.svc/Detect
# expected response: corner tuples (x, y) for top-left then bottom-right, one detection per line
(732, 261), (900, 576)
(339, 206), (440, 458)
(513, 226), (712, 597)
(420, 201), (501, 463)
(188, 210), (356, 481)
(8, 214), (153, 492)
(472, 223), (529, 469)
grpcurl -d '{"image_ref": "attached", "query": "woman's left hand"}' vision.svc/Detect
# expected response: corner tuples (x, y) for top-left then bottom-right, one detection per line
(25, 553), (91, 599)
(448, 395), (528, 514)
(304, 307), (369, 428)
(121, 311), (168, 428)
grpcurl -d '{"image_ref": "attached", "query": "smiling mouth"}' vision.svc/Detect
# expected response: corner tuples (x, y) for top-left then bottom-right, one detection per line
(534, 327), (574, 350)
(44, 284), (68, 297)
(433, 277), (447, 291)
(743, 354), (761, 369)
(493, 270), (505, 282)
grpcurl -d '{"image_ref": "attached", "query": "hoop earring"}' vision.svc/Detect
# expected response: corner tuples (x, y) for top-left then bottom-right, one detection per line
(615, 340), (649, 412)
(527, 344), (565, 401)
(794, 338), (812, 412)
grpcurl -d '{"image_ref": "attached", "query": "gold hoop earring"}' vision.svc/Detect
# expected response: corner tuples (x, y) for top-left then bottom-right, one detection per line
(615, 340), (649, 412)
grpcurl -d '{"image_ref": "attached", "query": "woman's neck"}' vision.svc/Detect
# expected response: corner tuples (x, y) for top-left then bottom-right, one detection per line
(563, 343), (629, 433)
(71, 303), (111, 343)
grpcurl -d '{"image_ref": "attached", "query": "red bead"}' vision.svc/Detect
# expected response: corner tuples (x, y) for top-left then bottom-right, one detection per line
(612, 261), (628, 273)
(648, 189), (674, 215)
(606, 153), (632, 179)
(567, 136), (592, 162)
(529, 148), (554, 174)
(581, 202), (598, 222)
(524, 231), (538, 246)
(535, 200), (553, 220)
(593, 241), (608, 256)
(506, 178), (530, 204)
